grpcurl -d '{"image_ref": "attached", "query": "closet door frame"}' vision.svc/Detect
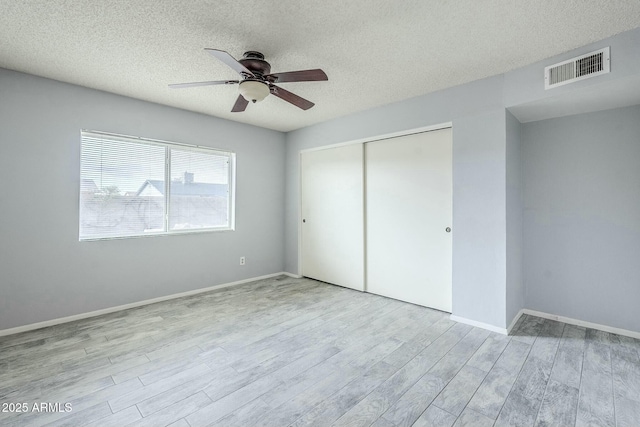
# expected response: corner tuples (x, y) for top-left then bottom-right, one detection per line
(298, 121), (453, 285)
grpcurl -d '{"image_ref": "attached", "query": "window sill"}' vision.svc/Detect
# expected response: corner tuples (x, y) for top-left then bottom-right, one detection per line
(79, 227), (235, 242)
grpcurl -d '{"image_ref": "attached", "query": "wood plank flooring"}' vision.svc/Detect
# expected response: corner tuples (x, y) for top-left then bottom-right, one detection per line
(1, 275), (640, 427)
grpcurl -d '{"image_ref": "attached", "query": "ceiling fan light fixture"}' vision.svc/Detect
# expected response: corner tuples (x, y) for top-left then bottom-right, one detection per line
(238, 80), (269, 103)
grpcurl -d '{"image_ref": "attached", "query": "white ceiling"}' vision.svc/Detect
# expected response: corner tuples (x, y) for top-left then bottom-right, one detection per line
(1, 1), (640, 132)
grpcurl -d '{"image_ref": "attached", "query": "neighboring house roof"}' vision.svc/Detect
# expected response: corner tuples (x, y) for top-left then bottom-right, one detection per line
(136, 180), (227, 197)
(80, 179), (98, 192)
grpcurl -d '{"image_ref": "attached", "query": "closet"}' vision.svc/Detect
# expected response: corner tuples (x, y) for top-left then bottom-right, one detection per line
(301, 127), (452, 312)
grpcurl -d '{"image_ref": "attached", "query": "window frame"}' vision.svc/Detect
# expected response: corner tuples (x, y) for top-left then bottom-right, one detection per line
(79, 130), (236, 241)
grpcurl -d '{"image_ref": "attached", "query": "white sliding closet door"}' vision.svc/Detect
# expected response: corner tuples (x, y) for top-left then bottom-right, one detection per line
(366, 128), (452, 311)
(301, 144), (364, 291)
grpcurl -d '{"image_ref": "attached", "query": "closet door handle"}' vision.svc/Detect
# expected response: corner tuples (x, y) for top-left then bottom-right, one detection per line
(445, 227), (451, 232)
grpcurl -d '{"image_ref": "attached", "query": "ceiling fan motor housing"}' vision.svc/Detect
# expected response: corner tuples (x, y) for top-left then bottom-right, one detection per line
(239, 51), (271, 77)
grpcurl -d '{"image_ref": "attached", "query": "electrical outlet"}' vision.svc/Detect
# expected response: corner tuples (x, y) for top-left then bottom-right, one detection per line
(240, 256), (246, 266)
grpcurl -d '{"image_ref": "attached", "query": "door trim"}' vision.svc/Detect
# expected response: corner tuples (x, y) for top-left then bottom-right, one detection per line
(299, 122), (453, 155)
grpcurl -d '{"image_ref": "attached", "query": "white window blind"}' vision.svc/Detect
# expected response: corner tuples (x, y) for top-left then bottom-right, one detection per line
(80, 131), (235, 240)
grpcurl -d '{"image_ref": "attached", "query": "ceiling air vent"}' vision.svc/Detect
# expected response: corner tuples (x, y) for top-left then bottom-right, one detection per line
(544, 47), (610, 90)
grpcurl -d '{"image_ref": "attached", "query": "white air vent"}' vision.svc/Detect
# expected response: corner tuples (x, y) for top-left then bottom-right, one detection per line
(544, 47), (610, 90)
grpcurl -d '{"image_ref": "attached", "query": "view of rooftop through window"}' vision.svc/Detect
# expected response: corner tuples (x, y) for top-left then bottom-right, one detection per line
(79, 131), (235, 240)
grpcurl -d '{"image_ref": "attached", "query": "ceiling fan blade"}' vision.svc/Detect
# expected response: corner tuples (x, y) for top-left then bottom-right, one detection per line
(270, 85), (315, 110)
(231, 95), (249, 112)
(168, 80), (238, 89)
(266, 69), (328, 83)
(205, 48), (255, 77)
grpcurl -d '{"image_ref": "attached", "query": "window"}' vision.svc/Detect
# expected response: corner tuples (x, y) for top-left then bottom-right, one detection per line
(80, 131), (234, 240)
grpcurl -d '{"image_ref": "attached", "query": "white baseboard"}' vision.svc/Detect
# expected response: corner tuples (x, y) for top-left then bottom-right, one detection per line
(0, 272), (291, 338)
(507, 309), (526, 335)
(7, 276), (637, 342)
(521, 309), (640, 340)
(452, 308), (640, 340)
(283, 272), (303, 278)
(449, 315), (508, 335)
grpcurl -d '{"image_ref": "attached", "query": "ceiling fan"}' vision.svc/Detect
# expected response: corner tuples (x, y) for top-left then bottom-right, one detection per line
(169, 49), (328, 112)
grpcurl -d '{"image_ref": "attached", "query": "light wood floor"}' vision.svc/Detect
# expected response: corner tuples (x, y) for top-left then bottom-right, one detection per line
(1, 275), (640, 427)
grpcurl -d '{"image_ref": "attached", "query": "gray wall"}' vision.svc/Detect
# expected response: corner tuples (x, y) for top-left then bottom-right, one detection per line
(0, 68), (286, 330)
(522, 105), (640, 332)
(505, 110), (524, 326)
(451, 109), (507, 328)
(285, 76), (510, 328)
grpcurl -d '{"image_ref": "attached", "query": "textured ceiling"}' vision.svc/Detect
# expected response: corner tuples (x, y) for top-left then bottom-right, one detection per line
(1, 1), (640, 132)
